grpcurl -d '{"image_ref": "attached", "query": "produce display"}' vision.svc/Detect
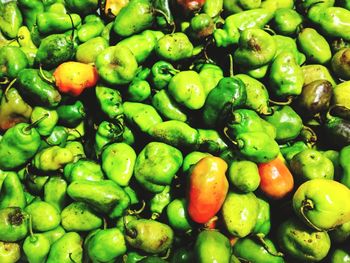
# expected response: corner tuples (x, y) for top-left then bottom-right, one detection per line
(1, 0), (350, 262)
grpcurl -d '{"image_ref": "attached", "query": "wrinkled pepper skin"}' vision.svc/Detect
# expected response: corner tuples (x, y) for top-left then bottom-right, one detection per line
(194, 230), (231, 263)
(46, 232), (83, 263)
(0, 122), (41, 170)
(0, 46), (28, 79)
(233, 237), (284, 263)
(67, 179), (130, 218)
(96, 85), (124, 120)
(277, 217), (331, 262)
(134, 142), (183, 193)
(188, 156), (228, 224)
(61, 202), (102, 232)
(0, 207), (28, 242)
(0, 87), (32, 131)
(96, 45), (138, 85)
(113, 0), (154, 37)
(125, 219), (174, 254)
(221, 191), (259, 237)
(87, 228), (126, 262)
(17, 69), (61, 107)
(148, 120), (199, 149)
(0, 1), (23, 39)
(293, 179), (350, 230)
(102, 142), (136, 186)
(202, 77), (247, 128)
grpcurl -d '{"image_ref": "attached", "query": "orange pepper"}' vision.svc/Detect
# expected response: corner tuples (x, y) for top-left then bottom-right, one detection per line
(258, 157), (294, 200)
(53, 61), (99, 97)
(187, 156), (228, 224)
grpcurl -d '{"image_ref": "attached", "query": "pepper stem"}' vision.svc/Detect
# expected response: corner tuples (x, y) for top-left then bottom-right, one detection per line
(153, 8), (176, 34)
(68, 253), (78, 263)
(123, 216), (137, 239)
(301, 125), (317, 146)
(0, 77), (9, 85)
(24, 113), (50, 133)
(39, 65), (54, 84)
(27, 215), (37, 243)
(269, 96), (293, 106)
(300, 199), (323, 231)
(223, 127), (238, 147)
(128, 200), (146, 215)
(3, 78), (17, 101)
(263, 25), (276, 35)
(161, 248), (171, 260)
(103, 217), (108, 230)
(228, 54), (234, 77)
(255, 233), (284, 257)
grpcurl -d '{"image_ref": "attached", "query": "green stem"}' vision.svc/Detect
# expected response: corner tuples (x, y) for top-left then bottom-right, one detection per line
(24, 113), (50, 133)
(300, 199), (323, 231)
(39, 65), (54, 84)
(255, 233), (284, 257)
(269, 96), (293, 106)
(4, 78), (17, 102)
(223, 127), (238, 147)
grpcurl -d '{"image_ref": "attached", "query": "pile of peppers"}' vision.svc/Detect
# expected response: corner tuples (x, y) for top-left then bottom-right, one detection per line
(1, 0), (350, 262)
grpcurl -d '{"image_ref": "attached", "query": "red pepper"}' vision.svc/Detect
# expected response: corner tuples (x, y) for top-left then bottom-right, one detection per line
(177, 0), (205, 12)
(53, 61), (99, 97)
(187, 156), (228, 224)
(258, 157), (294, 200)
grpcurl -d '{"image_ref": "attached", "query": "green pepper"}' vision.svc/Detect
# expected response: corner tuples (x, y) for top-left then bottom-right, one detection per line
(113, 0), (154, 37)
(17, 69), (61, 107)
(155, 32), (194, 62)
(61, 202), (102, 232)
(297, 27), (332, 64)
(0, 122), (41, 170)
(57, 100), (85, 128)
(324, 111), (350, 148)
(277, 217), (331, 262)
(0, 1), (23, 39)
(187, 14), (215, 40)
(42, 225), (66, 245)
(63, 159), (104, 183)
(134, 142), (183, 193)
(308, 5), (350, 41)
(124, 186), (139, 205)
(234, 28), (276, 69)
(168, 70), (205, 110)
(117, 30), (164, 64)
(273, 35), (306, 66)
(96, 84), (124, 121)
(96, 45), (138, 85)
(228, 160), (260, 193)
(152, 90), (187, 122)
(197, 63), (224, 96)
(280, 141), (309, 163)
(221, 191), (259, 237)
(235, 132), (280, 163)
(126, 79), (151, 102)
(290, 149), (334, 182)
(43, 126), (68, 148)
(226, 109), (265, 136)
(236, 74), (270, 114)
(153, 0), (174, 30)
(202, 77), (247, 128)
(170, 247), (194, 263)
(46, 232), (83, 263)
(273, 8), (303, 36)
(30, 106), (58, 136)
(233, 237), (284, 263)
(150, 60), (178, 90)
(35, 33), (74, 69)
(87, 228), (127, 262)
(123, 102), (163, 133)
(24, 201), (61, 231)
(150, 185), (171, 218)
(203, 0), (223, 17)
(75, 36), (108, 64)
(67, 179), (130, 218)
(0, 207), (28, 242)
(44, 177), (68, 212)
(269, 51), (304, 98)
(25, 171), (50, 195)
(302, 64), (337, 87)
(330, 221), (350, 243)
(0, 241), (21, 263)
(293, 178), (350, 230)
(196, 129), (228, 154)
(333, 82), (350, 108)
(166, 198), (193, 232)
(0, 46), (28, 80)
(18, 0), (44, 30)
(148, 120), (199, 149)
(32, 146), (73, 172)
(194, 230), (231, 263)
(77, 15), (104, 43)
(182, 151), (212, 174)
(0, 87), (32, 131)
(332, 48), (350, 80)
(339, 145), (350, 187)
(36, 12), (81, 35)
(263, 106), (303, 142)
(23, 232), (51, 263)
(102, 142), (136, 186)
(0, 171), (26, 209)
(65, 0), (98, 16)
(330, 247), (350, 263)
(252, 197), (271, 235)
(17, 26), (38, 67)
(94, 121), (124, 156)
(45, 2), (67, 13)
(125, 219), (174, 254)
(261, 0), (294, 11)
